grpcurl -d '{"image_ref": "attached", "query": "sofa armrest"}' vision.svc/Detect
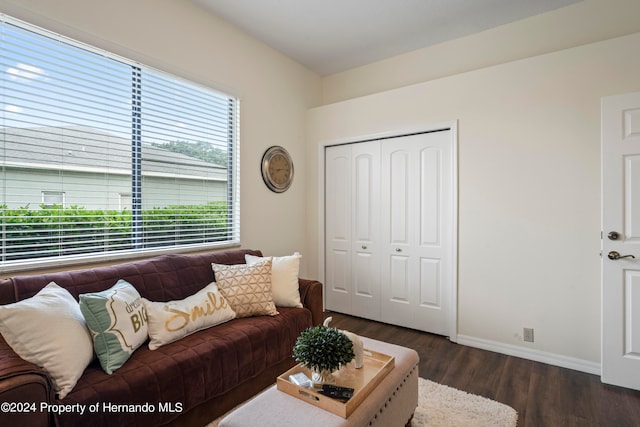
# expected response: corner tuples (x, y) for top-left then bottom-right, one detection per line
(0, 374), (52, 427)
(0, 337), (53, 427)
(298, 278), (323, 326)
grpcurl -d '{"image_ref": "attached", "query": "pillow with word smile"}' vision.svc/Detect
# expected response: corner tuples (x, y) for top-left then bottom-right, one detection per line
(142, 282), (236, 350)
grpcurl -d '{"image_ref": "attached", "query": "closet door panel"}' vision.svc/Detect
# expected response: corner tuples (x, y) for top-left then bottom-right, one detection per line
(325, 145), (352, 313)
(326, 249), (350, 308)
(381, 131), (453, 334)
(389, 150), (410, 246)
(420, 147), (441, 246)
(420, 258), (441, 308)
(351, 142), (381, 319)
(326, 153), (350, 243)
(353, 252), (375, 296)
(380, 253), (412, 326)
(414, 133), (453, 334)
(354, 152), (374, 241)
(381, 143), (416, 326)
(389, 254), (410, 303)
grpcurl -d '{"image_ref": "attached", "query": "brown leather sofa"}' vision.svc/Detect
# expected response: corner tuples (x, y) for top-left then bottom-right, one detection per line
(0, 249), (323, 427)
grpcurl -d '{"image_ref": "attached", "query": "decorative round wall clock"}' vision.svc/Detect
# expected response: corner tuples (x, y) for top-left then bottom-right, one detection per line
(261, 145), (294, 193)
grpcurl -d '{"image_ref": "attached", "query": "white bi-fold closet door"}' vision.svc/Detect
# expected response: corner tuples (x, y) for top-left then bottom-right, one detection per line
(325, 129), (456, 337)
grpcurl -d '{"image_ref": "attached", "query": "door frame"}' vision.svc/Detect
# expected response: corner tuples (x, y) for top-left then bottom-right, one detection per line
(317, 120), (459, 342)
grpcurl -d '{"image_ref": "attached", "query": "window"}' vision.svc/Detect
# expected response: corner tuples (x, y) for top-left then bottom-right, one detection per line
(119, 193), (132, 211)
(41, 191), (65, 208)
(0, 16), (240, 268)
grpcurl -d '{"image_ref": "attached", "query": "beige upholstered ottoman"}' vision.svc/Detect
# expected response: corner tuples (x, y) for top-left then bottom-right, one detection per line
(219, 337), (419, 427)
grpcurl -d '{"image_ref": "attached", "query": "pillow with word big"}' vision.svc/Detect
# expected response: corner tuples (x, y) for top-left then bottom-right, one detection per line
(143, 282), (236, 350)
(79, 279), (148, 374)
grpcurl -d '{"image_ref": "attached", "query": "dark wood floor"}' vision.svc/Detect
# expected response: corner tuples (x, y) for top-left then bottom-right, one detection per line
(327, 311), (640, 427)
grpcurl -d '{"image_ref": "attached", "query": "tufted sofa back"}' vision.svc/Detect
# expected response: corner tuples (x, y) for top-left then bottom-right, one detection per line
(0, 249), (262, 304)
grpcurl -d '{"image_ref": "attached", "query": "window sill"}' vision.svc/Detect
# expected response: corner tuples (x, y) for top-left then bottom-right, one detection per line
(0, 241), (242, 277)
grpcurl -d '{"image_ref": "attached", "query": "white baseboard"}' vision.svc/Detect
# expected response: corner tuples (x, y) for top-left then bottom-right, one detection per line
(456, 334), (601, 376)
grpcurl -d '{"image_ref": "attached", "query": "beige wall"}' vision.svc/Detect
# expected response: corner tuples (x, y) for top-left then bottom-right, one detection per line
(307, 32), (640, 366)
(321, 0), (640, 104)
(0, 0), (321, 277)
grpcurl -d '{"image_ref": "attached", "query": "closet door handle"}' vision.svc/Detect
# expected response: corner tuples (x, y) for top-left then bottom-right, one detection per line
(395, 248), (402, 252)
(361, 245), (367, 250)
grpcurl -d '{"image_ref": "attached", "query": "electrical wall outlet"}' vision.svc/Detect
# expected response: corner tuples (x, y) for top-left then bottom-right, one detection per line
(523, 328), (534, 343)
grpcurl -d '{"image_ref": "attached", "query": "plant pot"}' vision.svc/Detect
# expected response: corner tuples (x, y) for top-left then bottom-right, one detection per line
(311, 368), (335, 387)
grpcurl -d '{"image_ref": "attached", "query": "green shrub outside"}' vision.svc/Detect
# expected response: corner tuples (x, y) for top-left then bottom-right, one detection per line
(0, 202), (228, 260)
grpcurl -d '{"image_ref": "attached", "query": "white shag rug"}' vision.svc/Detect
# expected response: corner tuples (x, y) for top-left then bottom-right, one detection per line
(412, 378), (518, 427)
(208, 377), (518, 427)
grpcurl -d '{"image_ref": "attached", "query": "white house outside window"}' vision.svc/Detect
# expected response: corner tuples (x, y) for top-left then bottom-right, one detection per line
(0, 16), (240, 268)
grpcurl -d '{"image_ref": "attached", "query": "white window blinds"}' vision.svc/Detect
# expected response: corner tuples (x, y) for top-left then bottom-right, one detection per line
(0, 16), (240, 268)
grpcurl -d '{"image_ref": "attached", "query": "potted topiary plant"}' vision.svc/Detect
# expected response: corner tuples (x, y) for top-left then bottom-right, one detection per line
(293, 325), (355, 385)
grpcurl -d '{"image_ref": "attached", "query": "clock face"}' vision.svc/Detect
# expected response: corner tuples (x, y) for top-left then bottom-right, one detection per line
(268, 154), (291, 185)
(261, 146), (294, 192)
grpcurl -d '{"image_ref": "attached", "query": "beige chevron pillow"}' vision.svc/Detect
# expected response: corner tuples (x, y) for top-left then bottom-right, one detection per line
(212, 259), (278, 318)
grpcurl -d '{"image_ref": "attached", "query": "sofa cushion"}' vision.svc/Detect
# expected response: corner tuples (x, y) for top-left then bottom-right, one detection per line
(143, 282), (236, 350)
(212, 260), (278, 318)
(0, 283), (93, 399)
(79, 280), (148, 375)
(55, 306), (312, 427)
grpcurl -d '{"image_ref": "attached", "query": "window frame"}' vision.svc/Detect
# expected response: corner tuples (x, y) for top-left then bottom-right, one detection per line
(0, 15), (241, 272)
(41, 191), (66, 208)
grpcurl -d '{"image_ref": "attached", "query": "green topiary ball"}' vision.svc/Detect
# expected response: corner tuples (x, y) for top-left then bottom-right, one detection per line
(293, 325), (355, 373)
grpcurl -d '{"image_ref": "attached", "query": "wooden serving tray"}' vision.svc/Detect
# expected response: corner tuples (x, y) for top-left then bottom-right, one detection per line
(276, 349), (395, 418)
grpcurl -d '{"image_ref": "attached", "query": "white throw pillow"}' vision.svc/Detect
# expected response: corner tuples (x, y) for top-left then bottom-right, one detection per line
(79, 279), (148, 374)
(245, 253), (302, 308)
(0, 282), (94, 399)
(143, 282), (236, 350)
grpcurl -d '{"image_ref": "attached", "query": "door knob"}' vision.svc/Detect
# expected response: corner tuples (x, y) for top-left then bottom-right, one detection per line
(608, 251), (636, 260)
(607, 231), (620, 240)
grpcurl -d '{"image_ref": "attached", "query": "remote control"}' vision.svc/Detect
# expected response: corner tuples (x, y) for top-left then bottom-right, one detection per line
(318, 384), (355, 402)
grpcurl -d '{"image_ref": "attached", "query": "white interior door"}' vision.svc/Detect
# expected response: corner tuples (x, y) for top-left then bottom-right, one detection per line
(380, 130), (454, 336)
(602, 91), (640, 390)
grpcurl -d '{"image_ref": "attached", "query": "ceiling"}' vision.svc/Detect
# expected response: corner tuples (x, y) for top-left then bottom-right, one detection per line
(192, 0), (581, 76)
